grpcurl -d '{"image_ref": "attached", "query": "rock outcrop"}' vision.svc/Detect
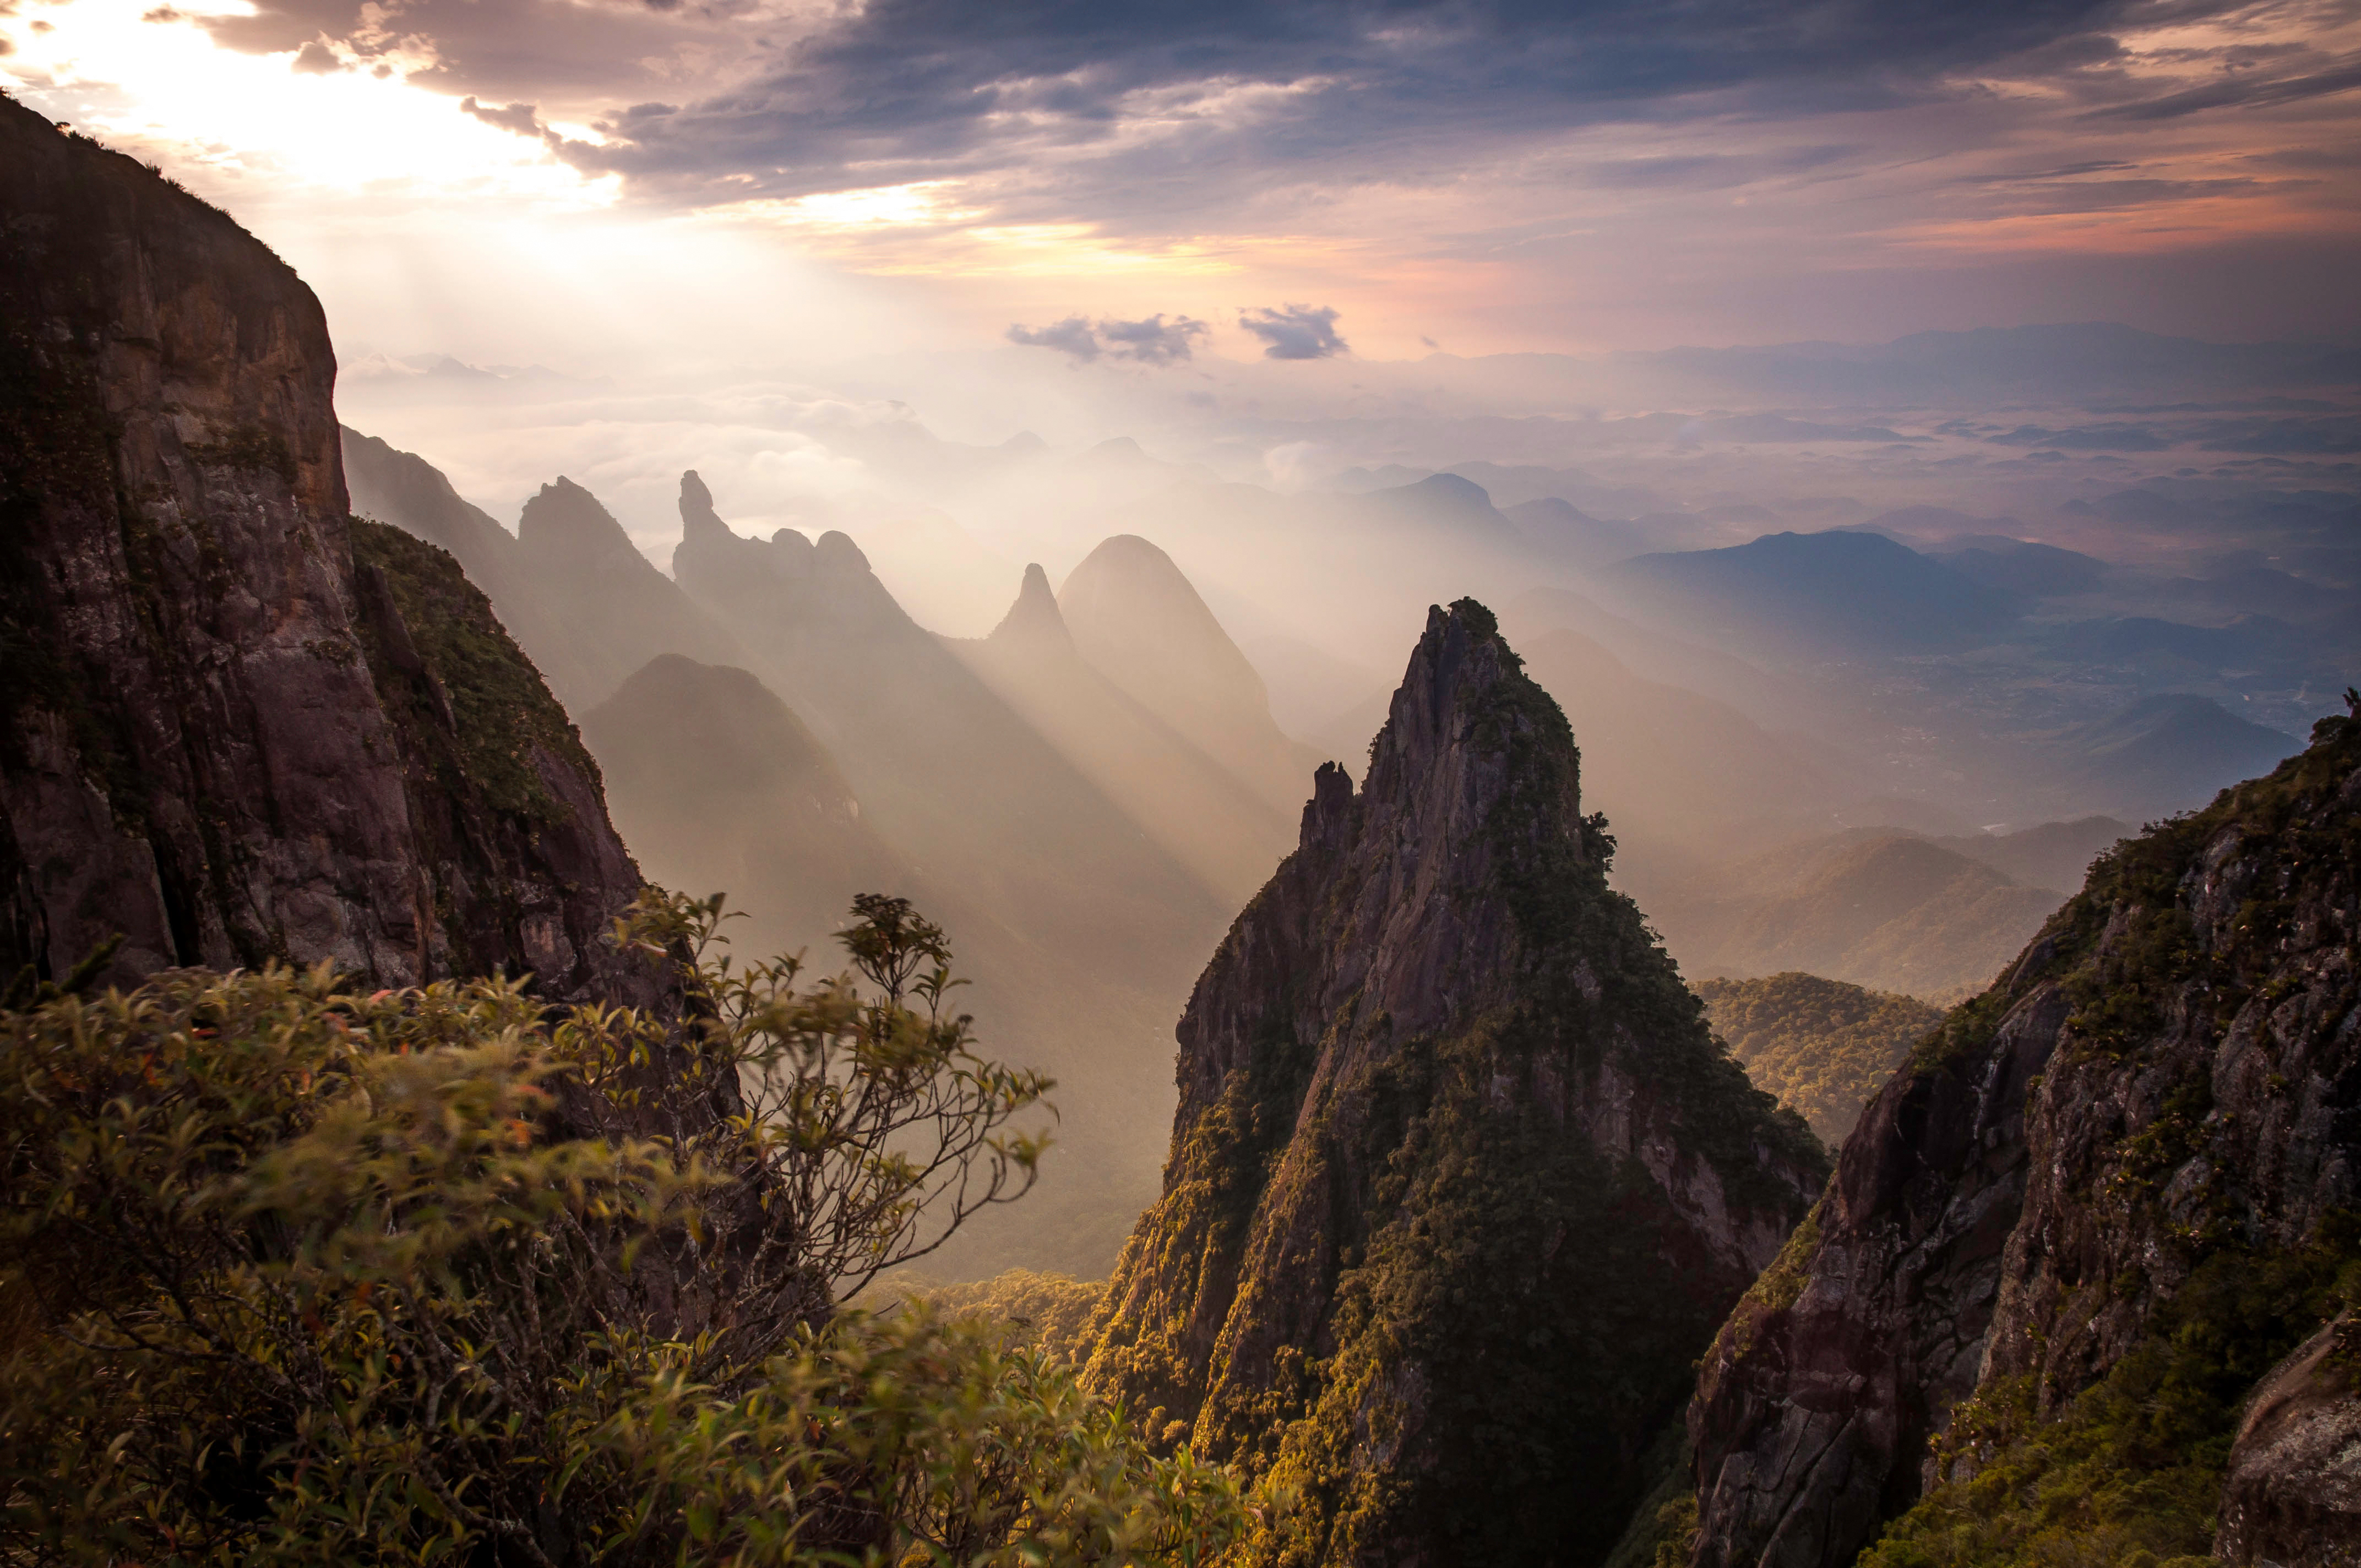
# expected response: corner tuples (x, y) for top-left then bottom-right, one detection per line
(1082, 600), (1826, 1568)
(1687, 701), (2361, 1568)
(0, 95), (650, 999)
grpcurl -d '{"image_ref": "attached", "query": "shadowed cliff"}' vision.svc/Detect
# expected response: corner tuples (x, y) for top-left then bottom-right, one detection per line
(0, 96), (651, 999)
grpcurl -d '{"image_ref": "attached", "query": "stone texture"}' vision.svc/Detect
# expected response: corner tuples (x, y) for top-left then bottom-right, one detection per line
(2218, 1317), (2361, 1568)
(0, 96), (652, 1000)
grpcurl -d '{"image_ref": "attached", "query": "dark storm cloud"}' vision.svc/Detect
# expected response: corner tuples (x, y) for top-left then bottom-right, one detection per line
(1239, 305), (1346, 360)
(1008, 314), (1210, 364)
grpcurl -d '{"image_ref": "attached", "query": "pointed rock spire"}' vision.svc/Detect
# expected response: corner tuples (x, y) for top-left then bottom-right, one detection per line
(987, 563), (1073, 654)
(1081, 598), (1824, 1567)
(678, 469), (731, 545)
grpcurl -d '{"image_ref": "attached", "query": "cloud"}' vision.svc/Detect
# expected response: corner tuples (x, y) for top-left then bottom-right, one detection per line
(1007, 313), (1210, 364)
(290, 39), (344, 73)
(1239, 304), (1346, 360)
(460, 95), (548, 137)
(1008, 316), (1103, 362)
(2087, 52), (2361, 121)
(1097, 314), (1210, 365)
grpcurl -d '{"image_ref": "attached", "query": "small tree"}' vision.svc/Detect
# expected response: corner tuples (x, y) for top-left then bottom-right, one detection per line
(0, 891), (1241, 1566)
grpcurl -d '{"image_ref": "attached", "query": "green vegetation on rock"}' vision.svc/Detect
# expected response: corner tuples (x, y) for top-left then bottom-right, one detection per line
(351, 516), (601, 824)
(1696, 973), (1945, 1144)
(1860, 1236), (2361, 1568)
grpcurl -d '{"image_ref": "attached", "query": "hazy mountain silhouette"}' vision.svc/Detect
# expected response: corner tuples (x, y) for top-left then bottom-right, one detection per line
(579, 655), (910, 950)
(2065, 693), (2298, 818)
(1500, 496), (1655, 571)
(1057, 535), (1324, 822)
(1650, 830), (2066, 1000)
(951, 564), (1295, 905)
(1605, 530), (2021, 658)
(1929, 538), (2108, 597)
(1925, 815), (2129, 891)
(1511, 625), (1831, 840)
(667, 473), (1226, 984)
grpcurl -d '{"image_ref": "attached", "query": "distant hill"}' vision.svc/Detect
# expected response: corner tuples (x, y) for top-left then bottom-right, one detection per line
(1501, 497), (1656, 571)
(2065, 693), (2298, 819)
(509, 477), (745, 707)
(1646, 830), (2067, 1000)
(1928, 538), (2108, 597)
(1511, 625), (1832, 840)
(1929, 815), (2130, 892)
(578, 655), (912, 956)
(1695, 973), (1945, 1145)
(1604, 530), (2021, 659)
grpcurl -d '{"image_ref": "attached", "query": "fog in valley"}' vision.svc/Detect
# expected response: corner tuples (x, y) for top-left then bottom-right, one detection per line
(339, 325), (2361, 1275)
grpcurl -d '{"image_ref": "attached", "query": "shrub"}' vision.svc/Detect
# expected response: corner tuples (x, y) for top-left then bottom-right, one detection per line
(0, 890), (1242, 1566)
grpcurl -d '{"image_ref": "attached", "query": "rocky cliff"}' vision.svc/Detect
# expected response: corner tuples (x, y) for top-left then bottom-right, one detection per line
(0, 95), (650, 999)
(1082, 600), (1826, 1568)
(1688, 699), (2361, 1568)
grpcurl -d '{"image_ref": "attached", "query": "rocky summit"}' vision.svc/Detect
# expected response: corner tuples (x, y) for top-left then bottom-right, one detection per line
(1082, 598), (1826, 1568)
(0, 96), (649, 999)
(1688, 698), (2361, 1568)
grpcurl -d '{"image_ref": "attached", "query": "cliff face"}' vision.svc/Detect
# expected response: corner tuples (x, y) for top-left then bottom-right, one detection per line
(1688, 703), (2361, 1568)
(1083, 600), (1826, 1568)
(0, 97), (650, 999)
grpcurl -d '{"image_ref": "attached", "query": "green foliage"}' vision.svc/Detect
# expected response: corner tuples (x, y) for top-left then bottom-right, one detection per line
(0, 891), (1242, 1566)
(1695, 973), (1944, 1145)
(883, 1269), (1109, 1364)
(1860, 1239), (2360, 1568)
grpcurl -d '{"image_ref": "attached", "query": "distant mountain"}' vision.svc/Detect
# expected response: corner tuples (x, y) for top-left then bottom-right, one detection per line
(1649, 831), (2067, 1000)
(2065, 693), (2298, 819)
(1695, 974), (1945, 1146)
(1057, 535), (1325, 821)
(345, 433), (740, 712)
(1348, 471), (1519, 540)
(951, 564), (1294, 905)
(579, 655), (911, 955)
(1928, 538), (2108, 597)
(1510, 625), (1832, 841)
(1929, 815), (2130, 892)
(1604, 530), (2021, 659)
(1501, 497), (1655, 571)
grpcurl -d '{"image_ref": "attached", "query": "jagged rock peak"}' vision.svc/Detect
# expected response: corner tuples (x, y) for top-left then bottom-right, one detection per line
(987, 563), (1072, 651)
(677, 469), (730, 544)
(518, 476), (644, 568)
(1081, 596), (1823, 1568)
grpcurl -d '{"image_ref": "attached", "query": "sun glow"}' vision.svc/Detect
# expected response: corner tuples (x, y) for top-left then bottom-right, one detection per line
(0, 0), (612, 211)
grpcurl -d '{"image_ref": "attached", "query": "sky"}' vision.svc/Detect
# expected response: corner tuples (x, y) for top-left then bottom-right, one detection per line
(6, 0), (2360, 377)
